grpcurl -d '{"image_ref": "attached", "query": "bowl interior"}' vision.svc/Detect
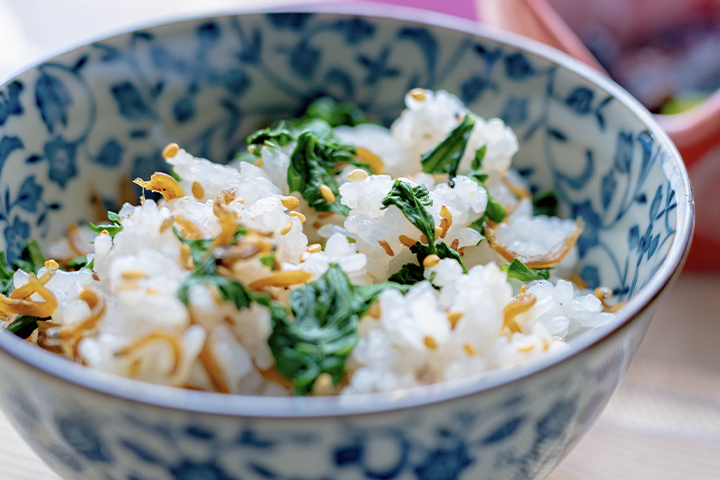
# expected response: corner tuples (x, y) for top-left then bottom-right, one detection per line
(0, 11), (687, 304)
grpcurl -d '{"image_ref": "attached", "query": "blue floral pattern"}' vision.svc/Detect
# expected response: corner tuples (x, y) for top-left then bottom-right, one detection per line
(0, 9), (686, 480)
(0, 11), (678, 299)
(3, 216), (30, 263)
(0, 326), (632, 480)
(0, 81), (24, 126)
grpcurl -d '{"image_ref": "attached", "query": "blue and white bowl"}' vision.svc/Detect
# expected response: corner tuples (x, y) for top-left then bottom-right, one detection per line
(0, 5), (693, 480)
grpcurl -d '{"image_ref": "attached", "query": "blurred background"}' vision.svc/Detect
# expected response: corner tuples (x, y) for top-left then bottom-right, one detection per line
(0, 0), (718, 479)
(551, 0), (720, 112)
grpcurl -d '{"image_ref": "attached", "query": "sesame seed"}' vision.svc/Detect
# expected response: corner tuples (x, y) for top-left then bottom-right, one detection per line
(434, 226), (443, 238)
(423, 254), (440, 268)
(313, 373), (334, 396)
(440, 205), (453, 226)
(121, 269), (147, 280)
(450, 239), (460, 251)
(44, 259), (59, 269)
(307, 243), (321, 253)
(409, 88), (426, 102)
(281, 196), (300, 209)
(162, 143), (179, 159)
(446, 310), (463, 328)
(424, 336), (437, 350)
(518, 344), (535, 353)
(289, 211), (306, 223)
(191, 181), (205, 199)
(320, 185), (335, 203)
(348, 169), (369, 182)
(300, 252), (311, 262)
(464, 342), (477, 356)
(280, 221), (293, 235)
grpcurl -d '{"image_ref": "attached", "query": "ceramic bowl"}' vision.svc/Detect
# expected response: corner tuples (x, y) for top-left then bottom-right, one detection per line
(0, 5), (693, 480)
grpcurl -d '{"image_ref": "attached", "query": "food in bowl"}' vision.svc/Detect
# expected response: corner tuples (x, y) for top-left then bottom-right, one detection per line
(0, 89), (621, 396)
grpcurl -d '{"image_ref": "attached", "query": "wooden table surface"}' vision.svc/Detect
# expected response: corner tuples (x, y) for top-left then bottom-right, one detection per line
(2, 273), (720, 479)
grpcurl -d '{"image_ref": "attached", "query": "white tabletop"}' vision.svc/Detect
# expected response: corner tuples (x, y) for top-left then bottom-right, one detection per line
(0, 1), (718, 478)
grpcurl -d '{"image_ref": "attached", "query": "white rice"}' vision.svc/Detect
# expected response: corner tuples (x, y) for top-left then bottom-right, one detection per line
(5, 89), (616, 396)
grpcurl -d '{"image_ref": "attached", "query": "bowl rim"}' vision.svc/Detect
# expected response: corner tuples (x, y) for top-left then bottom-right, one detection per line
(0, 2), (694, 418)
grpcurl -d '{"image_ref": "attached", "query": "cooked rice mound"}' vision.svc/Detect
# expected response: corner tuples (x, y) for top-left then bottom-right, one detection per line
(0, 89), (617, 396)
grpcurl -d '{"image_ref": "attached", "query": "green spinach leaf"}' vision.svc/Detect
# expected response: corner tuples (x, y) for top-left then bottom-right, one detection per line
(1, 241), (51, 337)
(175, 224), (260, 311)
(260, 253), (277, 271)
(469, 193), (507, 235)
(381, 180), (436, 251)
(7, 315), (47, 339)
(420, 115), (475, 179)
(174, 228), (214, 262)
(302, 97), (367, 127)
(268, 264), (407, 395)
(468, 145), (489, 184)
(466, 145), (507, 237)
(178, 275), (255, 310)
(388, 239), (468, 287)
(12, 240), (46, 275)
(89, 211), (122, 238)
(67, 256), (91, 271)
(485, 195), (507, 223)
(0, 252), (16, 296)
(247, 121), (294, 148)
(291, 118), (338, 145)
(411, 242), (467, 274)
(500, 258), (551, 282)
(388, 263), (425, 285)
(174, 226), (247, 275)
(247, 115), (372, 213)
(287, 132), (351, 215)
(533, 190), (558, 217)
